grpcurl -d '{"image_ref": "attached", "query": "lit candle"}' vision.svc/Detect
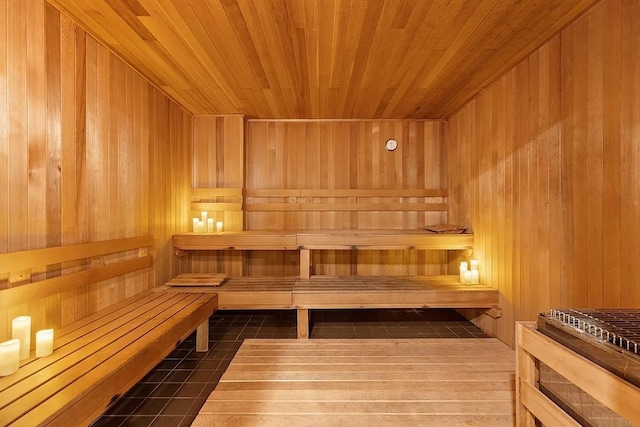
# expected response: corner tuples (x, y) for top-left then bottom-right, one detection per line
(216, 221), (223, 233)
(470, 259), (479, 271)
(0, 339), (20, 376)
(207, 218), (214, 233)
(459, 261), (468, 282)
(197, 220), (205, 233)
(192, 217), (199, 233)
(201, 211), (208, 224)
(35, 329), (54, 358)
(463, 270), (473, 285)
(12, 316), (31, 360)
(470, 269), (480, 284)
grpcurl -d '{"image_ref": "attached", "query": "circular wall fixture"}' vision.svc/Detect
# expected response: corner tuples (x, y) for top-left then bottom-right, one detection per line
(385, 139), (398, 151)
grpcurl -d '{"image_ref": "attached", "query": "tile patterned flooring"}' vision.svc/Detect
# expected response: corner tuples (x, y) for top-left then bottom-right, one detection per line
(91, 308), (488, 426)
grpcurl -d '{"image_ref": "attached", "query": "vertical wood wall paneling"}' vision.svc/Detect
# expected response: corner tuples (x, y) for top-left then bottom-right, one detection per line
(447, 0), (640, 347)
(243, 120), (448, 277)
(190, 115), (245, 277)
(0, 2), (192, 342)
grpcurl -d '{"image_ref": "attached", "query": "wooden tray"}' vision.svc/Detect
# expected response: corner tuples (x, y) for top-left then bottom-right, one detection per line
(167, 273), (229, 287)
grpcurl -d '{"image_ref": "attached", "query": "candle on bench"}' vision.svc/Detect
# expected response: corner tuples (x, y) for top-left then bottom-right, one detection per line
(470, 259), (479, 271)
(207, 218), (214, 233)
(463, 269), (473, 285)
(216, 221), (223, 233)
(192, 217), (199, 233)
(35, 329), (54, 358)
(459, 261), (468, 282)
(0, 339), (20, 376)
(198, 220), (205, 233)
(12, 316), (31, 360)
(470, 269), (480, 284)
(201, 211), (208, 224)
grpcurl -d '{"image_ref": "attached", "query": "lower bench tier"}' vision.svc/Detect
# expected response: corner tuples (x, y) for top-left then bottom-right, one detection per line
(164, 275), (499, 338)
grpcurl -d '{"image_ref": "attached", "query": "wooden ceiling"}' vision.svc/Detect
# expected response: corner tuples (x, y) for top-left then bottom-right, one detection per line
(47, 0), (599, 119)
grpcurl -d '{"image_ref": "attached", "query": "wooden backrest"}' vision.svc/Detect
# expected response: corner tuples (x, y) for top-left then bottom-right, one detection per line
(245, 188), (448, 212)
(0, 236), (154, 311)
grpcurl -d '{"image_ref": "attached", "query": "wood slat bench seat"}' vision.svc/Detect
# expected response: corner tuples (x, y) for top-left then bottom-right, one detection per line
(293, 276), (499, 339)
(0, 289), (218, 426)
(172, 229), (473, 252)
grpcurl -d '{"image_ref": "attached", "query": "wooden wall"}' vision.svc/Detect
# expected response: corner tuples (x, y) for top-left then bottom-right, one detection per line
(447, 0), (640, 347)
(0, 1), (192, 341)
(187, 119), (451, 276)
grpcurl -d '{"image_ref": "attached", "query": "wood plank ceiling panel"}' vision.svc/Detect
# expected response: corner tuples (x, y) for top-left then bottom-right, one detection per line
(46, 0), (599, 118)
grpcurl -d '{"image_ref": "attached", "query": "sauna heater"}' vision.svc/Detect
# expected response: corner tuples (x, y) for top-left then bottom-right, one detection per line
(537, 309), (640, 427)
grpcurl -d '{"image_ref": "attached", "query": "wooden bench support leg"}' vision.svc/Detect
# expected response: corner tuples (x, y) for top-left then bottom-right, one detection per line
(297, 308), (309, 339)
(196, 319), (209, 352)
(300, 249), (311, 279)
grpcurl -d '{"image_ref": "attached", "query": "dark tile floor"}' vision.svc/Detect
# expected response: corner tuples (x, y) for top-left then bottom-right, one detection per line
(91, 308), (488, 427)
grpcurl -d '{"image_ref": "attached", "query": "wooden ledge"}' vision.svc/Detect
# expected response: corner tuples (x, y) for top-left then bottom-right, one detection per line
(296, 230), (473, 250)
(173, 230), (473, 252)
(173, 231), (298, 251)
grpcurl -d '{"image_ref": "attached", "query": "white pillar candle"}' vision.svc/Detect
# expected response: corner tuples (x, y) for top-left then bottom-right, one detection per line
(463, 270), (473, 285)
(201, 211), (208, 224)
(459, 261), (468, 282)
(216, 221), (223, 233)
(35, 329), (54, 358)
(192, 217), (199, 232)
(470, 269), (480, 284)
(197, 220), (205, 233)
(207, 218), (214, 233)
(470, 259), (479, 271)
(12, 316), (31, 360)
(0, 339), (20, 376)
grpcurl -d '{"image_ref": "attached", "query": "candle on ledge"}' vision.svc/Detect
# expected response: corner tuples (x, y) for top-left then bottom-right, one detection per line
(462, 269), (473, 285)
(470, 259), (479, 271)
(192, 217), (199, 233)
(470, 269), (480, 284)
(35, 329), (54, 358)
(0, 339), (20, 376)
(197, 220), (205, 233)
(12, 316), (31, 360)
(216, 221), (223, 233)
(201, 211), (208, 224)
(207, 218), (214, 233)
(459, 261), (468, 282)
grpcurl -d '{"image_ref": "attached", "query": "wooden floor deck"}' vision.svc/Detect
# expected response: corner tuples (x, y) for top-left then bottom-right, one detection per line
(193, 339), (515, 426)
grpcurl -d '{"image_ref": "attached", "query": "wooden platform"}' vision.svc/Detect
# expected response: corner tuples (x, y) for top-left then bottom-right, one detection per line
(293, 275), (498, 309)
(193, 339), (515, 426)
(172, 229), (474, 251)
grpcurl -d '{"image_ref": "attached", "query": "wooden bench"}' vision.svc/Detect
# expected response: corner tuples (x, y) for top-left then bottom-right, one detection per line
(293, 276), (499, 339)
(172, 230), (499, 339)
(166, 273), (499, 340)
(0, 237), (218, 426)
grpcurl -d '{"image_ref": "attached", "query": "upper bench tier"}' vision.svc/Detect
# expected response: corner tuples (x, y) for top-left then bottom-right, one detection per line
(172, 230), (473, 251)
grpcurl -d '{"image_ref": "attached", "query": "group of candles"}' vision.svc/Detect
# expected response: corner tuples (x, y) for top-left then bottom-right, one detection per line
(192, 211), (223, 233)
(0, 316), (54, 377)
(459, 260), (480, 284)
